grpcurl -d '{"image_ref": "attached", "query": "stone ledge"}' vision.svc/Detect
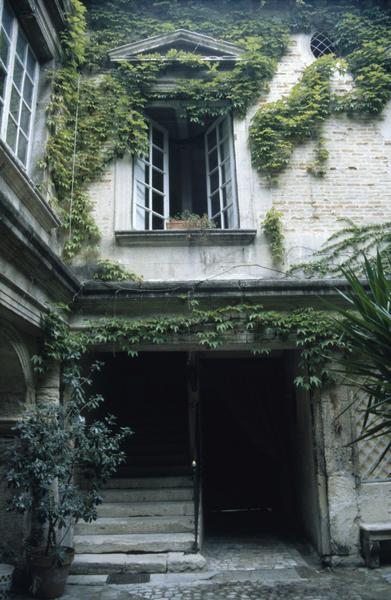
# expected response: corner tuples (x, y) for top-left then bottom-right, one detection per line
(0, 142), (61, 233)
(115, 229), (257, 246)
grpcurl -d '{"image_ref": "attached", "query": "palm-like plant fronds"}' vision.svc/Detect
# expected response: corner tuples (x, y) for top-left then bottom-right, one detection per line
(335, 252), (391, 462)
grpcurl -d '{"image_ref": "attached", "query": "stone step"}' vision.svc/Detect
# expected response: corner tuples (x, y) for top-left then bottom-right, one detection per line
(103, 476), (193, 489)
(74, 533), (195, 554)
(75, 516), (194, 535)
(126, 454), (189, 466)
(71, 553), (167, 575)
(116, 466), (192, 477)
(101, 487), (193, 503)
(71, 552), (206, 575)
(97, 501), (194, 518)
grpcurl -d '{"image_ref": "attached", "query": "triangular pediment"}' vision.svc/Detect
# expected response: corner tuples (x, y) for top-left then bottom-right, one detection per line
(108, 29), (244, 62)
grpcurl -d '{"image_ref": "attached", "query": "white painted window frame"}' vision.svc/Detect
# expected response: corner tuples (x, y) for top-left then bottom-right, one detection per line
(205, 114), (238, 229)
(0, 0), (39, 170)
(132, 119), (170, 230)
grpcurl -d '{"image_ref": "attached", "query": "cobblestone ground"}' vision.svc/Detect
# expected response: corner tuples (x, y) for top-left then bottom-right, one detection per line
(12, 536), (391, 599)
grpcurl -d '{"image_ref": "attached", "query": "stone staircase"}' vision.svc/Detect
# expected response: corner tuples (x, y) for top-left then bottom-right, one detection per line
(72, 475), (205, 574)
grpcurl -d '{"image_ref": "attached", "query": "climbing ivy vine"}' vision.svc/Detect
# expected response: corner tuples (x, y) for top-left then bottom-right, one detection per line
(37, 303), (344, 392)
(43, 0), (391, 263)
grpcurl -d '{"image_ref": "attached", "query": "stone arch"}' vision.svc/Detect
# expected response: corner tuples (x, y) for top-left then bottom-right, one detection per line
(0, 325), (34, 431)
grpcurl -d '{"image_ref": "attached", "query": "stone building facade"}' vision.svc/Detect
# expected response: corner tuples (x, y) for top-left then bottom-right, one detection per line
(0, 0), (390, 574)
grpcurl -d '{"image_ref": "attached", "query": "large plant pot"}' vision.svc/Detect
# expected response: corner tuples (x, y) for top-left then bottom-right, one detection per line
(0, 563), (14, 599)
(29, 548), (74, 599)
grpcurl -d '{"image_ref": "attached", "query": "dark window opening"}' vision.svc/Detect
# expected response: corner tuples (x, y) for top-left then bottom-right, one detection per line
(310, 31), (336, 58)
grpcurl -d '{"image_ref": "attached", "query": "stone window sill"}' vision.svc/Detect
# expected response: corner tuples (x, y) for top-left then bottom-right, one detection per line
(115, 229), (257, 246)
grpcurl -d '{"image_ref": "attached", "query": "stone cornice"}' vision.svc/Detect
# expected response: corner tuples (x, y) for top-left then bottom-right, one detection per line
(0, 142), (61, 233)
(108, 29), (245, 63)
(0, 193), (79, 304)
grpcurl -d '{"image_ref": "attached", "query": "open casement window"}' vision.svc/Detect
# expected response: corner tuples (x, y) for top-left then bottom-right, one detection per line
(133, 121), (169, 230)
(205, 115), (238, 229)
(0, 0), (39, 168)
(132, 113), (237, 230)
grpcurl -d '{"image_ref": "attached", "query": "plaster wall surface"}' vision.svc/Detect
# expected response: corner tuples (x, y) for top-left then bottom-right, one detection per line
(86, 34), (391, 281)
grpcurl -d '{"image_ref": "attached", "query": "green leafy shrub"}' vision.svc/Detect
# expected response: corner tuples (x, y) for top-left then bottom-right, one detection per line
(92, 259), (143, 282)
(5, 361), (131, 557)
(262, 207), (285, 262)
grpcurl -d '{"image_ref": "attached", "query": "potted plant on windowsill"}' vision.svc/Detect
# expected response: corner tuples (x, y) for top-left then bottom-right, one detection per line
(5, 361), (131, 599)
(166, 211), (216, 230)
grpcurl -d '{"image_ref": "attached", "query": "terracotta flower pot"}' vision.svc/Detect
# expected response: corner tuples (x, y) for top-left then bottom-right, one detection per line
(29, 548), (74, 599)
(166, 220), (194, 230)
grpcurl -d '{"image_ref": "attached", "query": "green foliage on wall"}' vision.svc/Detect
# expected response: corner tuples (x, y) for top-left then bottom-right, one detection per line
(249, 54), (335, 178)
(290, 220), (391, 278)
(249, 6), (391, 180)
(45, 0), (289, 259)
(92, 259), (143, 282)
(44, 0), (391, 261)
(262, 207), (285, 262)
(39, 302), (344, 392)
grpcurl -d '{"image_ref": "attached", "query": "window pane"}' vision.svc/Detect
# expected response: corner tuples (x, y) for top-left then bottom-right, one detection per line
(20, 102), (30, 133)
(13, 57), (23, 90)
(17, 131), (27, 164)
(222, 210), (229, 229)
(218, 118), (228, 141)
(16, 29), (27, 60)
(210, 169), (219, 193)
(0, 65), (6, 98)
(0, 29), (10, 66)
(221, 159), (231, 185)
(207, 127), (217, 150)
(144, 164), (150, 185)
(10, 85), (20, 119)
(23, 76), (33, 106)
(208, 148), (218, 172)
(152, 191), (164, 217)
(152, 127), (164, 149)
(222, 183), (233, 208)
(152, 214), (164, 230)
(6, 117), (17, 150)
(152, 168), (164, 192)
(211, 191), (220, 217)
(213, 214), (222, 228)
(26, 49), (36, 78)
(152, 146), (163, 171)
(2, 3), (13, 36)
(220, 138), (230, 162)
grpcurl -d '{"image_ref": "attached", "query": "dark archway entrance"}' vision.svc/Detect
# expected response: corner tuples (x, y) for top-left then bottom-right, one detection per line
(200, 355), (296, 535)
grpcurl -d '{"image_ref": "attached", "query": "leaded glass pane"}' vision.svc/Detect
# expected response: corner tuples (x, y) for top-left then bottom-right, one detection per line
(23, 75), (33, 106)
(0, 29), (10, 66)
(20, 102), (30, 133)
(6, 116), (17, 149)
(2, 2), (13, 36)
(152, 127), (164, 149)
(13, 57), (23, 90)
(26, 49), (36, 78)
(9, 85), (20, 119)
(0, 66), (6, 98)
(17, 131), (27, 163)
(16, 29), (27, 60)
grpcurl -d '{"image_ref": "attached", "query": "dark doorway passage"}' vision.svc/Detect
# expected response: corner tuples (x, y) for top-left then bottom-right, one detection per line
(92, 352), (191, 477)
(200, 356), (296, 536)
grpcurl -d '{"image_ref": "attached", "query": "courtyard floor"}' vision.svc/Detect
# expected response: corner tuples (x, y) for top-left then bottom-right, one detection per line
(12, 535), (391, 599)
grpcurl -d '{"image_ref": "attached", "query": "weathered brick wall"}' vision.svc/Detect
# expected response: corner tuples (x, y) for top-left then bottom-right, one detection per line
(84, 34), (391, 280)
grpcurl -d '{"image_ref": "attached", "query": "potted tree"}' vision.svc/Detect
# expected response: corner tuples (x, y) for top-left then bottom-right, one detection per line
(5, 361), (131, 599)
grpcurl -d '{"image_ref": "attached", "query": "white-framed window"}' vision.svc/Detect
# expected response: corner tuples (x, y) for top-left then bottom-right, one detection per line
(133, 121), (169, 230)
(205, 116), (238, 230)
(0, 0), (39, 168)
(132, 112), (238, 230)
